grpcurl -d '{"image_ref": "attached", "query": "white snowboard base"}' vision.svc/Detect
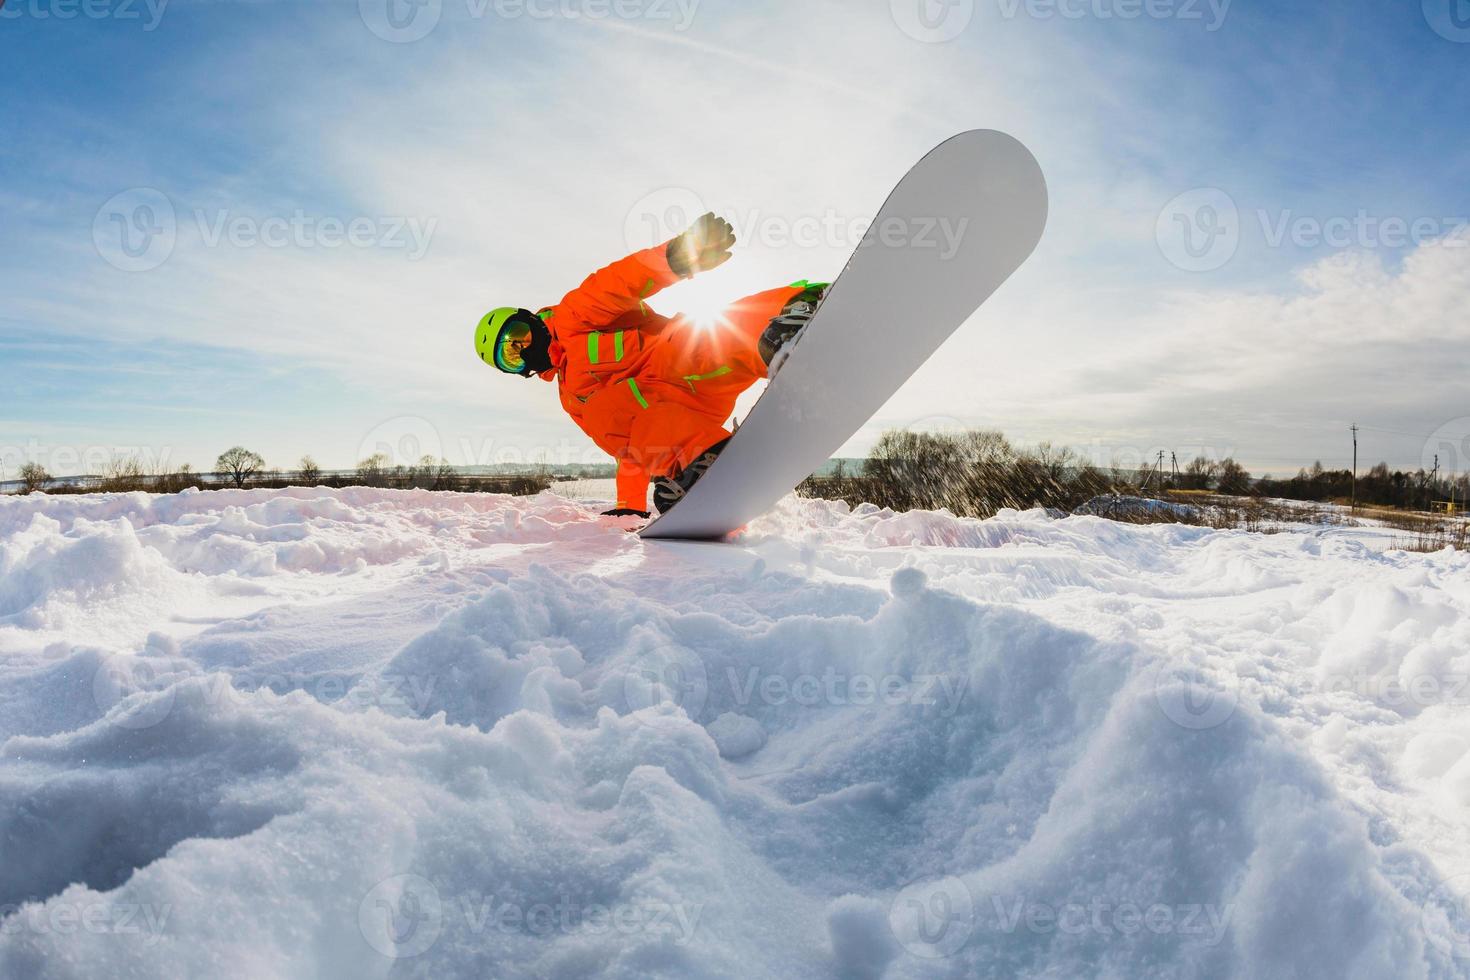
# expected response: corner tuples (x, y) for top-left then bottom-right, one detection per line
(640, 130), (1049, 541)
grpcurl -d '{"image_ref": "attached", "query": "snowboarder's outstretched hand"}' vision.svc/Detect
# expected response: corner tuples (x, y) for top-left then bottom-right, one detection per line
(601, 508), (651, 519)
(667, 212), (736, 279)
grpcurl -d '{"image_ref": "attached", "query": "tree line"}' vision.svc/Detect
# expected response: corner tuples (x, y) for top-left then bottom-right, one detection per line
(11, 448), (551, 496)
(1254, 460), (1468, 511)
(800, 431), (1463, 520)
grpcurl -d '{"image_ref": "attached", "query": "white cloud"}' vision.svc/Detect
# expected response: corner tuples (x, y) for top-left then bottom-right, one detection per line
(866, 238), (1470, 474)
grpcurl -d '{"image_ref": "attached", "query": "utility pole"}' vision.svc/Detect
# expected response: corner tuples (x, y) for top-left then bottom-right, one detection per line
(1156, 450), (1165, 495)
(1170, 452), (1179, 488)
(1350, 424), (1359, 511)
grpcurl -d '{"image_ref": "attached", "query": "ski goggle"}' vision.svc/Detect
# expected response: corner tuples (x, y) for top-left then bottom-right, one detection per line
(493, 317), (536, 374)
(476, 308), (541, 375)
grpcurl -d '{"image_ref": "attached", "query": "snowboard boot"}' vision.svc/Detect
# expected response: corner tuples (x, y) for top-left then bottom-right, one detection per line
(653, 437), (732, 514)
(758, 281), (829, 374)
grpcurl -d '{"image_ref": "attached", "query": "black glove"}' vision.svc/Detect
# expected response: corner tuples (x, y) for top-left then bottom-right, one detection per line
(667, 212), (735, 279)
(601, 508), (651, 519)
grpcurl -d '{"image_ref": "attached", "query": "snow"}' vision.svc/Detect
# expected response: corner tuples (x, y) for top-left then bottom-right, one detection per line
(1, 486), (1468, 978)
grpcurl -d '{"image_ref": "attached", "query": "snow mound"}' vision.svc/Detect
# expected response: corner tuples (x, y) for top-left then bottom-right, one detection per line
(1, 488), (1467, 978)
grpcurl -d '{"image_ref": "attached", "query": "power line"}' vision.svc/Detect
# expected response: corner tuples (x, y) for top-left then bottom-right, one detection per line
(1352, 424), (1360, 504)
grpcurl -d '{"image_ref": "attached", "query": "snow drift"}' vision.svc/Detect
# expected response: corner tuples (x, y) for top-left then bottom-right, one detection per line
(1, 487), (1467, 978)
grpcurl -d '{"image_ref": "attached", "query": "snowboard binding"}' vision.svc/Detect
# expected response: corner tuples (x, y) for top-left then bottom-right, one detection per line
(653, 437), (732, 514)
(758, 281), (829, 375)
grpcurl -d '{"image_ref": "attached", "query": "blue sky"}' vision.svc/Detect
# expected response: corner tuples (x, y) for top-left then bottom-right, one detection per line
(3, 0), (1469, 479)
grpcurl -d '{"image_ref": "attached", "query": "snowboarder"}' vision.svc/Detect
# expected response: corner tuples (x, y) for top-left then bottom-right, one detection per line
(474, 213), (826, 518)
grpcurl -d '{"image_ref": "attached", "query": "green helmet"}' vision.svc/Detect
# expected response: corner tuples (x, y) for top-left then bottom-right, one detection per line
(475, 307), (548, 376)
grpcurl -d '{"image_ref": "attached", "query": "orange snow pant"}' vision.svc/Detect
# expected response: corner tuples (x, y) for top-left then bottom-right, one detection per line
(611, 284), (803, 509)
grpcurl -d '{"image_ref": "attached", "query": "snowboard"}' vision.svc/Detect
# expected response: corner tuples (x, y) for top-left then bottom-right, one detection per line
(640, 130), (1049, 540)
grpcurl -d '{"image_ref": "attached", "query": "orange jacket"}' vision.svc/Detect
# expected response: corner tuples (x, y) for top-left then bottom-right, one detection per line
(536, 241), (797, 511)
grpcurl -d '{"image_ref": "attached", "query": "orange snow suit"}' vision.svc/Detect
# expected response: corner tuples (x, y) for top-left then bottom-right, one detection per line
(535, 240), (806, 511)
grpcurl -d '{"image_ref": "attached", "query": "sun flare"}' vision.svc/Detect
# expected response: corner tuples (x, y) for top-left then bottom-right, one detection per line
(666, 274), (738, 331)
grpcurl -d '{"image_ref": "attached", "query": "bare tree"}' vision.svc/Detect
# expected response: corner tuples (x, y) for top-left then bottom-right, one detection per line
(298, 455), (322, 485)
(19, 461), (50, 494)
(153, 464), (200, 494)
(217, 447), (265, 488)
(1182, 456), (1220, 491)
(101, 456), (150, 493)
(431, 457), (458, 491)
(1216, 458), (1254, 496)
(356, 452), (389, 487)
